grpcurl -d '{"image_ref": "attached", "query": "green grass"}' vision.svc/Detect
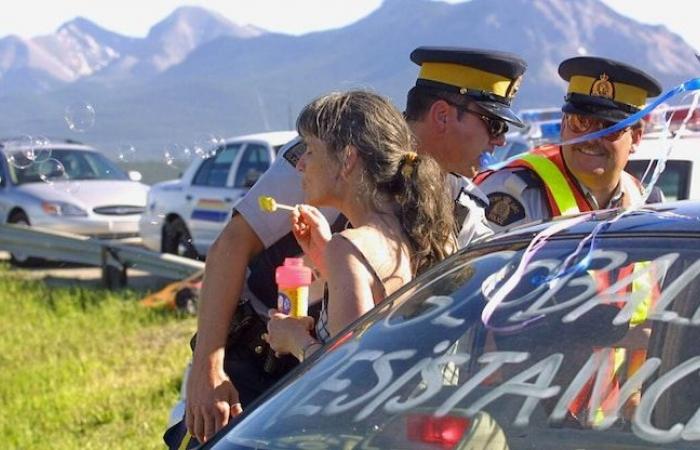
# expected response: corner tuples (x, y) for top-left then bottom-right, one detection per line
(0, 265), (196, 449)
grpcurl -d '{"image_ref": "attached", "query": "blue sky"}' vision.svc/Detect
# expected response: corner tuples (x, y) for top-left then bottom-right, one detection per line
(2, 0), (699, 52)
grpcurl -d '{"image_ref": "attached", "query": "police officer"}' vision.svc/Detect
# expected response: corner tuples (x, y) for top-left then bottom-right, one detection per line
(476, 56), (663, 232)
(183, 46), (527, 444)
(406, 46), (527, 245)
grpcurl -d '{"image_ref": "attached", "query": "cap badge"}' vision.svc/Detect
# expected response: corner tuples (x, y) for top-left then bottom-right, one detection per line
(506, 75), (523, 100)
(590, 73), (614, 99)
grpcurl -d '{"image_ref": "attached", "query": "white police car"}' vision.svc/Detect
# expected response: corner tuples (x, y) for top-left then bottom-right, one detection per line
(626, 105), (700, 201)
(139, 131), (297, 258)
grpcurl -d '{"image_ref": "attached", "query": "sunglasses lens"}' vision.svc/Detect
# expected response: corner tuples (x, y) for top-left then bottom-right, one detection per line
(567, 114), (593, 133)
(487, 118), (508, 137)
(496, 121), (508, 136)
(566, 113), (631, 141)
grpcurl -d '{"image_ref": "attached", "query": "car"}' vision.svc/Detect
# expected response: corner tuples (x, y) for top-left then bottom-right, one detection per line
(626, 130), (700, 201)
(139, 131), (297, 258)
(624, 102), (700, 202)
(0, 138), (149, 265)
(626, 130), (700, 202)
(196, 200), (700, 449)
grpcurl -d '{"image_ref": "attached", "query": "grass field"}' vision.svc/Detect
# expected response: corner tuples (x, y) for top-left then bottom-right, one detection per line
(0, 264), (197, 449)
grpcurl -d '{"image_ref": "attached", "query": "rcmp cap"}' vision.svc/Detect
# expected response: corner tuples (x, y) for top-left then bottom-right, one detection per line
(559, 56), (662, 122)
(410, 46), (527, 127)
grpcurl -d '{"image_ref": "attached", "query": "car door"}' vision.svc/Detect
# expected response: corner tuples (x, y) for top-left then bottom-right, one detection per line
(186, 143), (243, 253)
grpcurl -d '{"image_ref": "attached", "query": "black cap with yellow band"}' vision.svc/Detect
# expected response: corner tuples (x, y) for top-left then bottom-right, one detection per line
(558, 56), (662, 123)
(410, 46), (527, 127)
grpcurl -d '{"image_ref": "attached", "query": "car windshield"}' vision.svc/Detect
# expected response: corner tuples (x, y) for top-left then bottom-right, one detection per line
(9, 148), (129, 184)
(211, 232), (700, 449)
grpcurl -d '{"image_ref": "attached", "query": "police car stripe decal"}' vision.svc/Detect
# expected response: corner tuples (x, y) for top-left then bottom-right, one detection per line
(191, 210), (229, 222)
(191, 198), (230, 222)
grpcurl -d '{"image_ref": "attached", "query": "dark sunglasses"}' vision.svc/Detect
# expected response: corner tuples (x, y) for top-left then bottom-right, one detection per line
(461, 109), (510, 138)
(564, 113), (631, 142)
(438, 98), (509, 138)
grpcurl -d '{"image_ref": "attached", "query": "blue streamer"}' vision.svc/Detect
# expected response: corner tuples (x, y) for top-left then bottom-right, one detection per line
(541, 208), (700, 286)
(482, 77), (700, 170)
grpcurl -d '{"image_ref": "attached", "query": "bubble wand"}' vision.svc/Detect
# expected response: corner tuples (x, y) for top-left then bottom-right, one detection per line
(258, 195), (296, 212)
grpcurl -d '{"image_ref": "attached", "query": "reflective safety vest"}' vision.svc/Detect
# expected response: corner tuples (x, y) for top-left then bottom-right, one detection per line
(570, 262), (660, 427)
(475, 145), (644, 216)
(593, 261), (661, 327)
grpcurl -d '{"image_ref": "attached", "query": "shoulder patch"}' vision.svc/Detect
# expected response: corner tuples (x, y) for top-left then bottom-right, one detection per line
(512, 169), (544, 188)
(485, 193), (526, 226)
(282, 142), (306, 168)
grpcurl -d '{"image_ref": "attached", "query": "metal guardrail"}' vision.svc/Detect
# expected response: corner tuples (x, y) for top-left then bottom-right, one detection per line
(0, 223), (204, 288)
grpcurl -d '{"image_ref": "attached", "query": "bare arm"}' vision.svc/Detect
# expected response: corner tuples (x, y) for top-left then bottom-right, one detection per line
(325, 235), (376, 336)
(185, 213), (263, 443)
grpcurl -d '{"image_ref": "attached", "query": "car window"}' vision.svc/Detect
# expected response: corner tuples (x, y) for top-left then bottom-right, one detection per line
(626, 160), (691, 201)
(214, 235), (700, 449)
(11, 149), (129, 184)
(234, 143), (271, 188)
(192, 143), (242, 187)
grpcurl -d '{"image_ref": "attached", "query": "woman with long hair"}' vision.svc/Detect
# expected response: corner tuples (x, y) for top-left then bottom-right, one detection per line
(265, 90), (456, 361)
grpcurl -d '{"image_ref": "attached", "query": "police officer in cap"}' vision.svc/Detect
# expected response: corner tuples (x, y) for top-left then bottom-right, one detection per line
(180, 46), (527, 445)
(406, 46), (527, 244)
(476, 56), (663, 231)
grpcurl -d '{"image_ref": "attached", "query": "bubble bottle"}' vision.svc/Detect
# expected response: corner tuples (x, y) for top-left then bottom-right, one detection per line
(275, 257), (312, 316)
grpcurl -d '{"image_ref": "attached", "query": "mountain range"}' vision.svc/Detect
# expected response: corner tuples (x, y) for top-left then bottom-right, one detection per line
(0, 0), (697, 161)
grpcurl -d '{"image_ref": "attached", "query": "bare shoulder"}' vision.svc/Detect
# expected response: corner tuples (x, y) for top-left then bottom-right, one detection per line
(325, 233), (373, 283)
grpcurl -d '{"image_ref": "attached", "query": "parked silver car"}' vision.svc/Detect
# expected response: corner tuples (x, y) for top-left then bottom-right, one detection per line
(139, 131), (297, 258)
(0, 138), (149, 265)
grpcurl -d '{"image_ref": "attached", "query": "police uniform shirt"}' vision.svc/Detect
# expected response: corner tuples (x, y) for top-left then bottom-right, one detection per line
(448, 173), (493, 247)
(478, 168), (630, 233)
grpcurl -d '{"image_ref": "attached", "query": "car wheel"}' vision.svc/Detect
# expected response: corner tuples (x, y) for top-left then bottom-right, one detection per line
(7, 212), (42, 267)
(162, 218), (198, 259)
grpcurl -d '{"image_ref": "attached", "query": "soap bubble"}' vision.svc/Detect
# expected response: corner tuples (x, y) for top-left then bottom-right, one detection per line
(117, 143), (137, 163)
(64, 101), (96, 132)
(6, 135), (35, 169)
(37, 158), (67, 185)
(64, 182), (81, 194)
(163, 143), (192, 170)
(32, 135), (53, 163)
(193, 133), (223, 159)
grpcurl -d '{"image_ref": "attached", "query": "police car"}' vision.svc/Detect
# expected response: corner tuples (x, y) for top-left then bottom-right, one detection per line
(193, 200), (700, 450)
(139, 131), (297, 258)
(626, 104), (700, 201)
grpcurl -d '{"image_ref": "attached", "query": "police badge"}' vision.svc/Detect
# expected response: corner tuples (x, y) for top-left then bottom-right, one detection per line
(506, 75), (523, 100)
(590, 73), (615, 100)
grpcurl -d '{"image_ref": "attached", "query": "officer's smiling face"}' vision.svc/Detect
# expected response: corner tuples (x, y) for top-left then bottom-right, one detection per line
(561, 113), (642, 191)
(296, 135), (341, 206)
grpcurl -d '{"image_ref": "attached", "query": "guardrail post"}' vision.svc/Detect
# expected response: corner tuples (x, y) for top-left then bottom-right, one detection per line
(101, 246), (127, 290)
